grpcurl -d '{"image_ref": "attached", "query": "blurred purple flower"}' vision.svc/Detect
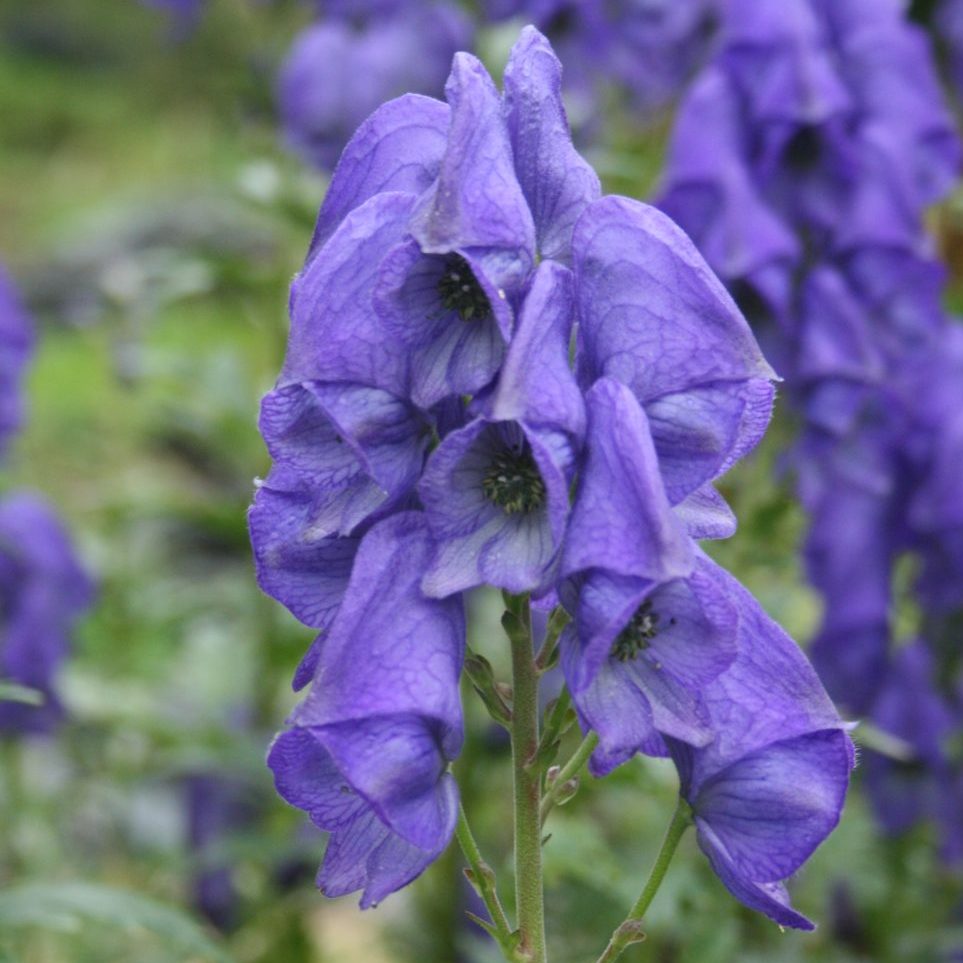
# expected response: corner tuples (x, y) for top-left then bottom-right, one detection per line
(184, 772), (262, 932)
(862, 643), (959, 852)
(485, 0), (720, 124)
(0, 493), (94, 735)
(278, 6), (472, 172)
(0, 268), (35, 460)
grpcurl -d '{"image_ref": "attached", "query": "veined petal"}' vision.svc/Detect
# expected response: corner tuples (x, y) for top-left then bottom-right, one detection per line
(308, 94), (450, 255)
(502, 26), (601, 263)
(574, 195), (776, 399)
(285, 192), (418, 397)
(693, 729), (852, 882)
(562, 377), (693, 582)
(411, 52), (536, 294)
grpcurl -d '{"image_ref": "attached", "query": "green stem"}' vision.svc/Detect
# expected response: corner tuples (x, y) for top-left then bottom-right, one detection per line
(539, 731), (599, 824)
(455, 804), (516, 955)
(594, 800), (693, 963)
(509, 599), (547, 963)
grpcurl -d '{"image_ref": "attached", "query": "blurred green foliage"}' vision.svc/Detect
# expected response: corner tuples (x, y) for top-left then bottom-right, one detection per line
(0, 2), (960, 961)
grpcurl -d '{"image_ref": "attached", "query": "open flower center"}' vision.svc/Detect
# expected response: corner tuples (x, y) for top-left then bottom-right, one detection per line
(437, 255), (492, 322)
(611, 600), (660, 661)
(482, 447), (545, 514)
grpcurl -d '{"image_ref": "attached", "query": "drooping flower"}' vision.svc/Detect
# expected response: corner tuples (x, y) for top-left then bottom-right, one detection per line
(0, 493), (94, 735)
(268, 513), (464, 907)
(558, 378), (738, 772)
(667, 568), (853, 930)
(861, 643), (958, 849)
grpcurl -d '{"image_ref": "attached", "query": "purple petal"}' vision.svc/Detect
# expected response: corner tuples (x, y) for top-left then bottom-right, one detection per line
(248, 484), (359, 629)
(486, 259), (584, 444)
(294, 512), (465, 754)
(673, 485), (737, 540)
(285, 192), (418, 397)
(694, 729), (852, 882)
(303, 87), (449, 251)
(419, 420), (569, 596)
(697, 832), (815, 931)
(561, 377), (693, 582)
(373, 239), (509, 408)
(319, 716), (459, 852)
(502, 27), (601, 263)
(644, 379), (775, 504)
(411, 53), (536, 294)
(574, 195), (776, 399)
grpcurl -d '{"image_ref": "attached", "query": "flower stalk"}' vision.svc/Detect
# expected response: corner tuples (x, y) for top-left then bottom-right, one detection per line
(504, 598), (548, 963)
(594, 799), (693, 963)
(455, 804), (517, 957)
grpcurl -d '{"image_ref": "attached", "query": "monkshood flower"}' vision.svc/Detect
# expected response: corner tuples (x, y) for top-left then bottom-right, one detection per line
(667, 568), (853, 930)
(278, 6), (472, 172)
(0, 267), (35, 460)
(268, 513), (464, 907)
(255, 26), (852, 935)
(484, 0), (720, 122)
(660, 0), (960, 384)
(0, 493), (94, 735)
(252, 26), (601, 626)
(558, 378), (739, 773)
(862, 643), (959, 854)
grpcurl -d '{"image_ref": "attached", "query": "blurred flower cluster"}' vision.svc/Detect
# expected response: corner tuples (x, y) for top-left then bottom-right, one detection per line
(0, 269), (92, 736)
(660, 0), (963, 862)
(251, 27), (853, 929)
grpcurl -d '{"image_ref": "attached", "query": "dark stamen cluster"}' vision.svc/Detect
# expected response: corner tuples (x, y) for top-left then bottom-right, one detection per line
(611, 600), (660, 662)
(482, 448), (545, 514)
(437, 255), (492, 322)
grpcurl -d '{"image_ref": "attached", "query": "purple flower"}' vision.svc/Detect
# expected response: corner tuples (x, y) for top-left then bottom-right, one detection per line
(278, 7), (472, 172)
(660, 0), (959, 383)
(418, 261), (581, 597)
(862, 643), (957, 844)
(254, 25), (853, 923)
(255, 26), (600, 615)
(667, 568), (853, 930)
(485, 0), (719, 121)
(573, 195), (776, 506)
(0, 493), (94, 735)
(0, 267), (35, 460)
(268, 513), (464, 907)
(248, 379), (431, 650)
(558, 378), (739, 773)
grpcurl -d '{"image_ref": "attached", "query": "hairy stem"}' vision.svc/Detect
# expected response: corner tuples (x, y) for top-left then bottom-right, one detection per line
(539, 731), (599, 825)
(508, 599), (547, 962)
(595, 799), (692, 963)
(455, 804), (516, 955)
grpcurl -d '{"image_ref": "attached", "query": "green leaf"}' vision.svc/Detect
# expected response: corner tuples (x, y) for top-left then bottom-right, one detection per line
(0, 882), (234, 963)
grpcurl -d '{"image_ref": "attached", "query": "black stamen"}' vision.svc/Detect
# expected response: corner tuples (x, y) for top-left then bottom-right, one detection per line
(437, 255), (492, 322)
(611, 600), (661, 662)
(482, 447), (545, 514)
